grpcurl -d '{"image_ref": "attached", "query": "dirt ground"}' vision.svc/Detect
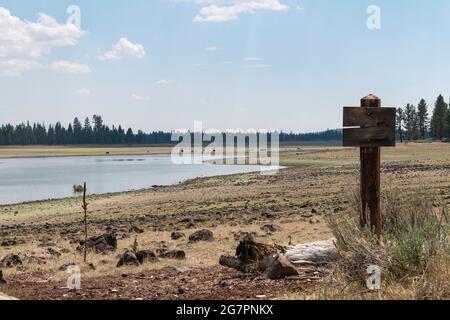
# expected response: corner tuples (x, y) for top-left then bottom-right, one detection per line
(0, 143), (449, 300)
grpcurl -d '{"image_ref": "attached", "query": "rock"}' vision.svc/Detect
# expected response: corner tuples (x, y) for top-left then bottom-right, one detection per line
(136, 250), (159, 264)
(129, 226), (144, 234)
(26, 256), (47, 265)
(159, 250), (186, 260)
(1, 239), (17, 247)
(264, 255), (299, 279)
(47, 248), (61, 257)
(188, 229), (214, 243)
(233, 232), (257, 241)
(261, 224), (282, 234)
(59, 263), (77, 271)
(78, 233), (117, 253)
(0, 271), (6, 284)
(116, 251), (140, 267)
(0, 254), (22, 268)
(171, 232), (185, 240)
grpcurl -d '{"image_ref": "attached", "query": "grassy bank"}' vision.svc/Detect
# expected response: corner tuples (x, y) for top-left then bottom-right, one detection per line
(0, 145), (173, 159)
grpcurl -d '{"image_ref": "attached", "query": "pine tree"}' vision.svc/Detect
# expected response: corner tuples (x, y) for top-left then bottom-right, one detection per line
(403, 104), (418, 141)
(417, 99), (429, 139)
(431, 95), (449, 139)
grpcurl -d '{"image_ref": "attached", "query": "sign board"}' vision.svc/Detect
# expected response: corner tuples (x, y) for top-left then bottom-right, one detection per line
(343, 107), (396, 147)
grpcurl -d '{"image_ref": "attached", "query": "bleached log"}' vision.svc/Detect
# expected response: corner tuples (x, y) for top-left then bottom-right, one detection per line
(220, 238), (338, 274)
(285, 239), (338, 266)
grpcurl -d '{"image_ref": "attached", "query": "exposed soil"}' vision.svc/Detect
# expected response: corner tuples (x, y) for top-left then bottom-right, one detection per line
(1, 266), (318, 300)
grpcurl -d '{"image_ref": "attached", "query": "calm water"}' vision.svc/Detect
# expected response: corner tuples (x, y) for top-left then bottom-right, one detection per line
(0, 155), (262, 205)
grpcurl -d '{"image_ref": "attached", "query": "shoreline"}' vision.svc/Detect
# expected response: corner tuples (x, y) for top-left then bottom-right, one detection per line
(0, 167), (271, 208)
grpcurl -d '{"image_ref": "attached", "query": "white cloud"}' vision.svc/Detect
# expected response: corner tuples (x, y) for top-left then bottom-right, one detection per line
(0, 59), (91, 76)
(206, 46), (223, 51)
(0, 7), (87, 60)
(50, 60), (91, 75)
(155, 79), (175, 85)
(0, 7), (90, 77)
(131, 93), (150, 101)
(0, 59), (43, 76)
(193, 0), (289, 22)
(98, 38), (146, 61)
(74, 88), (90, 95)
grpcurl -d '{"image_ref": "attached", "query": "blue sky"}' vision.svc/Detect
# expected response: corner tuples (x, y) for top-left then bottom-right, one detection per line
(1, 0), (450, 132)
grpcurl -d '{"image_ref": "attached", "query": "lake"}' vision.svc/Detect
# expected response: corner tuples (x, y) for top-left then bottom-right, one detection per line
(0, 154), (263, 205)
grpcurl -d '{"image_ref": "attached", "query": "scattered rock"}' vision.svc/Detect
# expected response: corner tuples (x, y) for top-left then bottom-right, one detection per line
(311, 208), (317, 214)
(47, 248), (61, 257)
(177, 287), (186, 294)
(171, 232), (185, 240)
(159, 250), (186, 260)
(188, 229), (214, 243)
(233, 232), (257, 241)
(78, 233), (117, 253)
(261, 224), (282, 234)
(1, 239), (17, 247)
(264, 255), (299, 279)
(150, 241), (169, 255)
(136, 250), (159, 264)
(0, 254), (22, 268)
(26, 256), (47, 265)
(129, 226), (144, 234)
(116, 251), (140, 267)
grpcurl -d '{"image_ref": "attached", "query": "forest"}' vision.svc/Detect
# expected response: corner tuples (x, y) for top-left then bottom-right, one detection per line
(0, 95), (449, 145)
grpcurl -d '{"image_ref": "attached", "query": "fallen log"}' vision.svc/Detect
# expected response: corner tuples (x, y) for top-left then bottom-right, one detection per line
(285, 239), (339, 266)
(219, 238), (338, 278)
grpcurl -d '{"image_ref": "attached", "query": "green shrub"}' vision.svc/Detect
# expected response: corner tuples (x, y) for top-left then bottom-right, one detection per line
(327, 188), (449, 289)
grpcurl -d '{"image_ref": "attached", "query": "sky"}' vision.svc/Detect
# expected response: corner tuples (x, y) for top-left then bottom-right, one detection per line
(1, 0), (450, 133)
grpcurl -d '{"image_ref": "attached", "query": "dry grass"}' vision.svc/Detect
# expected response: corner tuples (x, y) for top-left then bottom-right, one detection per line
(1, 219), (332, 281)
(314, 188), (449, 300)
(0, 145), (172, 159)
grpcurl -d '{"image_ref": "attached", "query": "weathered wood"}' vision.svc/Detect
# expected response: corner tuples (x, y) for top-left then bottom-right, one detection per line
(285, 239), (338, 266)
(343, 126), (395, 147)
(82, 182), (88, 263)
(219, 239), (337, 275)
(360, 95), (382, 238)
(343, 107), (396, 128)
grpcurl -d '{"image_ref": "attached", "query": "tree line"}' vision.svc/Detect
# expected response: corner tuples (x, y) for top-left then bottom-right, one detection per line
(396, 94), (450, 142)
(2, 94), (448, 146)
(0, 115), (172, 145)
(0, 115), (342, 146)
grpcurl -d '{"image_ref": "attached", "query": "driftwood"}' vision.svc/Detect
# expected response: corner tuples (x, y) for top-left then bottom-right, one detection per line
(219, 238), (338, 276)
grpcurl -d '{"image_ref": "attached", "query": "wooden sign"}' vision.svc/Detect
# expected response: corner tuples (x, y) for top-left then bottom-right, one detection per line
(342, 94), (396, 239)
(343, 107), (396, 147)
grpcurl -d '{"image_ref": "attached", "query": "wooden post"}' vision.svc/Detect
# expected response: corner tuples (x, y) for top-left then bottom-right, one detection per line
(360, 95), (381, 238)
(82, 182), (88, 263)
(343, 94), (396, 239)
